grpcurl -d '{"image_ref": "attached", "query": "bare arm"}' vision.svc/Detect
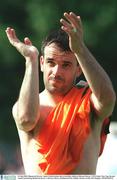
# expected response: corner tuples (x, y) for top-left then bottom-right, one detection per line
(60, 12), (116, 119)
(6, 27), (40, 131)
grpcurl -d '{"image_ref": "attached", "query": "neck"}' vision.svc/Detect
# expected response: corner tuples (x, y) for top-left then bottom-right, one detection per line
(44, 89), (64, 106)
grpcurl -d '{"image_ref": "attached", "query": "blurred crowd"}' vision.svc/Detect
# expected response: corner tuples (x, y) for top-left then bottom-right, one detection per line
(97, 121), (117, 175)
(0, 143), (24, 174)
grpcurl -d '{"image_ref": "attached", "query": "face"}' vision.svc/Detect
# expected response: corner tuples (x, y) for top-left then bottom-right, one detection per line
(40, 43), (81, 96)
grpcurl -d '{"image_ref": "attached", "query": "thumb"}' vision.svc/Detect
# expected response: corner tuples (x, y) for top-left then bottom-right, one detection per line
(24, 37), (32, 45)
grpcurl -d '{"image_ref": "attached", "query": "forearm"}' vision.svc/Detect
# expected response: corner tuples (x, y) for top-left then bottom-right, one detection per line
(60, 11), (116, 117)
(17, 57), (39, 130)
(75, 44), (116, 105)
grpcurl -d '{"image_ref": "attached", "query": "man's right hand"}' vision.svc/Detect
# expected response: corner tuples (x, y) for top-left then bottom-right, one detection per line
(6, 27), (39, 60)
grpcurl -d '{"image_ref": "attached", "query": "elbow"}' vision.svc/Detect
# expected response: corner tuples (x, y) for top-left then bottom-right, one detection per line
(101, 85), (116, 106)
(103, 89), (116, 117)
(111, 90), (116, 111)
(12, 104), (39, 132)
(17, 114), (38, 132)
(107, 89), (116, 107)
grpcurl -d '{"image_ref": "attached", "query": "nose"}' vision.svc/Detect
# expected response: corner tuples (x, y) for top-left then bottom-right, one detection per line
(52, 64), (61, 76)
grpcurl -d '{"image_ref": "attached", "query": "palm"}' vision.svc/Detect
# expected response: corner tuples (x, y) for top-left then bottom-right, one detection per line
(16, 41), (39, 59)
(69, 31), (83, 53)
(6, 27), (39, 59)
(60, 12), (84, 54)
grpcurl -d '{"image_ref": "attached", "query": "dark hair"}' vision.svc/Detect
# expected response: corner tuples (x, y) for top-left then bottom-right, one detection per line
(41, 29), (71, 55)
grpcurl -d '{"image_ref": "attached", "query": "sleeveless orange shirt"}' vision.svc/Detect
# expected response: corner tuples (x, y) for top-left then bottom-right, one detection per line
(37, 85), (109, 174)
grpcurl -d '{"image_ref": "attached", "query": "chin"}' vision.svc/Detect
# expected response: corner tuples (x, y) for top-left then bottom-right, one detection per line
(49, 87), (70, 96)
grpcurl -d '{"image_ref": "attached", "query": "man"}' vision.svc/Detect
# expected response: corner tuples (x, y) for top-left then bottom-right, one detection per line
(6, 12), (116, 175)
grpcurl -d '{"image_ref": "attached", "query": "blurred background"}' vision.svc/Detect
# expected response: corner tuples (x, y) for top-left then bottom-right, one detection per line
(0, 0), (117, 175)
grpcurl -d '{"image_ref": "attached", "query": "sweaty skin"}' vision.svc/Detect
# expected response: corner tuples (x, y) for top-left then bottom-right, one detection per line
(6, 11), (116, 175)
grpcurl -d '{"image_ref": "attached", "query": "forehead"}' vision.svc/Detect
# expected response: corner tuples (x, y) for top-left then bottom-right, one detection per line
(44, 43), (76, 61)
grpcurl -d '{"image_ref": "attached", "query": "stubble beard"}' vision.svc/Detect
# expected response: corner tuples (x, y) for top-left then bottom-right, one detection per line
(44, 75), (77, 96)
(45, 81), (74, 97)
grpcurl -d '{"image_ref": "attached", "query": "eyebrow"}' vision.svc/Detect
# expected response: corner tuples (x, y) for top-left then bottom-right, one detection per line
(46, 57), (54, 61)
(62, 61), (72, 66)
(46, 57), (73, 64)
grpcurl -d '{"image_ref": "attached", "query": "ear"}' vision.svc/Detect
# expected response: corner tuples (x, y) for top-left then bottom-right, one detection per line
(40, 55), (44, 72)
(76, 65), (82, 77)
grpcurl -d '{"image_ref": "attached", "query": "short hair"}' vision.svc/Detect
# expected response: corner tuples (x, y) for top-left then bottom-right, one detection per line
(41, 29), (71, 55)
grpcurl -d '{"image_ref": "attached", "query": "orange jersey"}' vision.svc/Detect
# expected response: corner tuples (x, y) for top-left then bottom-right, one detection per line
(37, 85), (109, 174)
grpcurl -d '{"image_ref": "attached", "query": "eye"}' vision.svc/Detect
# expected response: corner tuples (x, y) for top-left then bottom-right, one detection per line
(47, 60), (55, 66)
(62, 63), (71, 68)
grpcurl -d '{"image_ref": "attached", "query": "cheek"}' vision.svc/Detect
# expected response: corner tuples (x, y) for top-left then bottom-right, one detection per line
(43, 67), (52, 80)
(65, 71), (76, 82)
(70, 67), (77, 77)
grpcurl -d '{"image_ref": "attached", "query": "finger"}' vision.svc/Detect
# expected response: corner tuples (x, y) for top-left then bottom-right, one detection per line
(63, 12), (73, 24)
(60, 18), (72, 31)
(61, 25), (70, 35)
(63, 12), (77, 28)
(6, 27), (15, 38)
(5, 27), (13, 38)
(77, 15), (83, 30)
(11, 28), (18, 40)
(65, 13), (83, 36)
(24, 37), (32, 45)
(64, 12), (82, 30)
(6, 27), (19, 43)
(70, 12), (82, 26)
(60, 19), (78, 36)
(69, 12), (80, 27)
(69, 12), (80, 23)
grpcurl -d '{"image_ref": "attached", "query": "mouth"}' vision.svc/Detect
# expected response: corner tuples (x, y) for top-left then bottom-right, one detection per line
(49, 76), (64, 83)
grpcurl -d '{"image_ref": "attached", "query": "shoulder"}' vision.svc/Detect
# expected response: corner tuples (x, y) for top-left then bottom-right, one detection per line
(39, 90), (49, 102)
(75, 80), (88, 89)
(75, 80), (91, 98)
